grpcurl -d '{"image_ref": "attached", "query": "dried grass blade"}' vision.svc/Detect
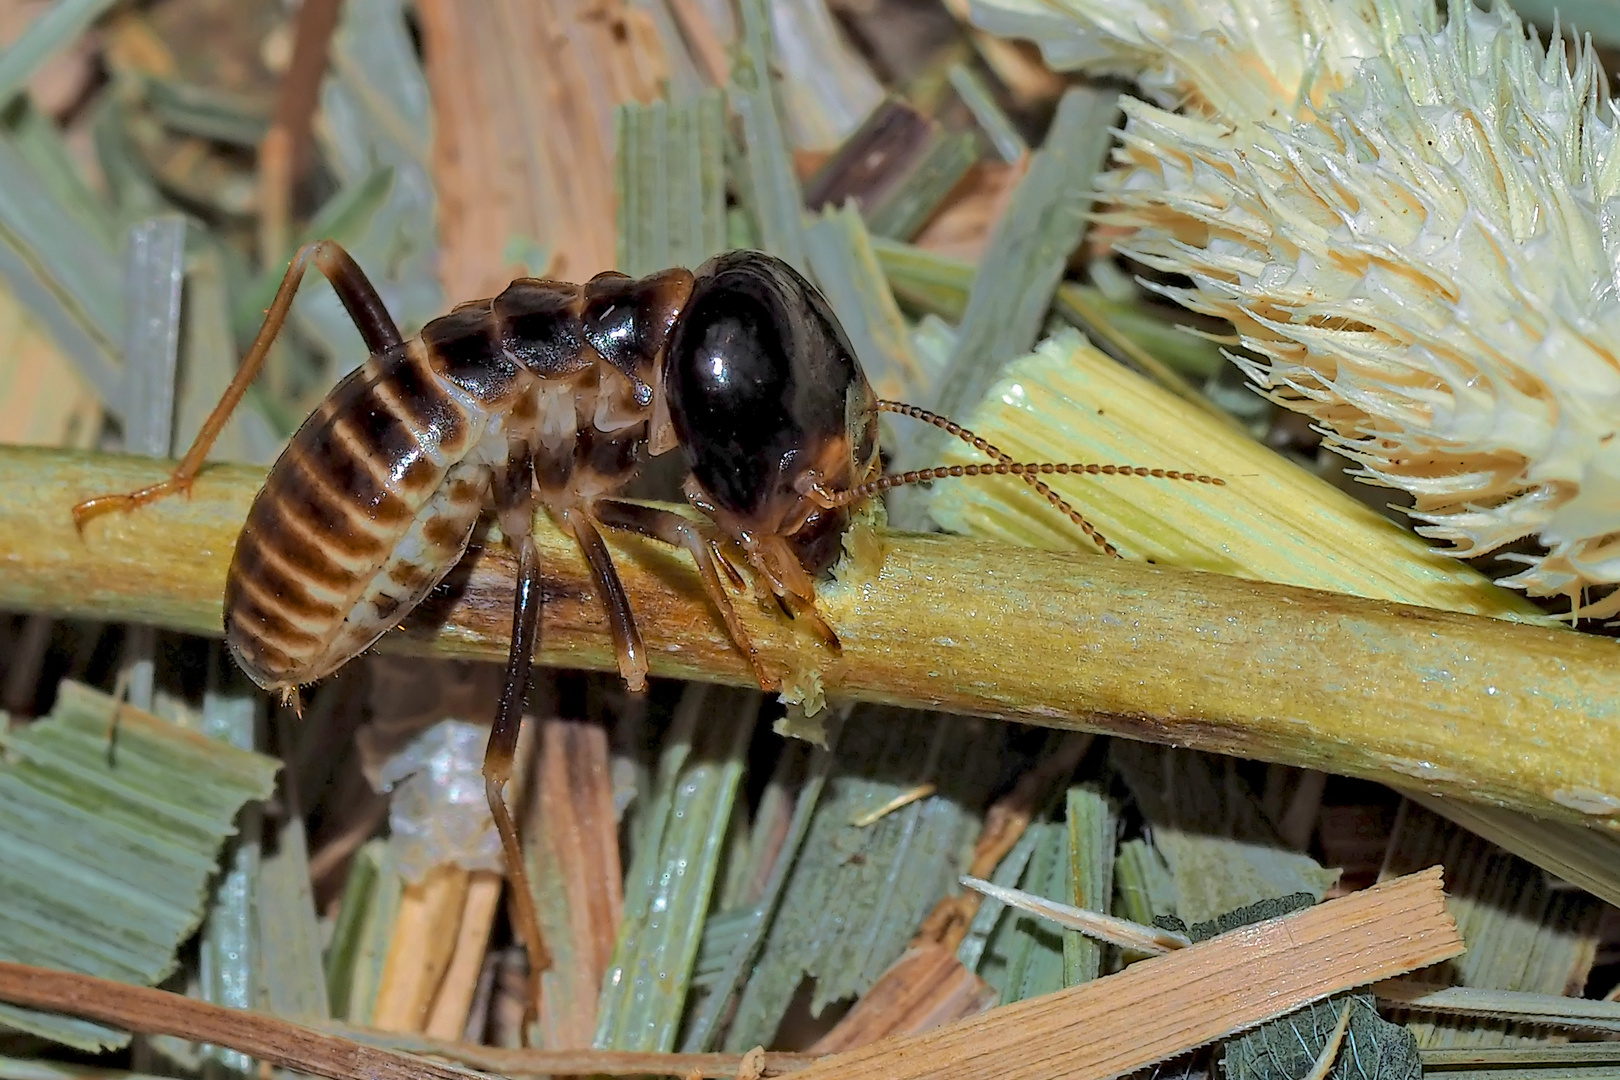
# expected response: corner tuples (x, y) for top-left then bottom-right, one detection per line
(1420, 1042), (1620, 1069)
(722, 712), (1003, 1049)
(531, 718), (624, 1049)
(0, 0), (121, 105)
(256, 788), (332, 1022)
(303, 0), (441, 367)
(946, 64), (1026, 163)
(1380, 801), (1606, 1047)
(595, 687), (757, 1050)
(118, 215), (186, 456)
(955, 829), (1040, 973)
(191, 666), (263, 1078)
(1061, 784), (1114, 984)
(767, 0), (883, 151)
(804, 205), (933, 404)
(680, 723), (840, 1052)
(7, 100), (118, 252)
(615, 92), (728, 278)
(921, 84), (1115, 426)
(324, 841), (404, 1025)
(727, 0), (807, 270)
(958, 877), (1188, 955)
(1376, 982), (1620, 1034)
(0, 682), (278, 1049)
(0, 137), (122, 404)
(778, 867), (1460, 1080)
(1401, 791), (1620, 911)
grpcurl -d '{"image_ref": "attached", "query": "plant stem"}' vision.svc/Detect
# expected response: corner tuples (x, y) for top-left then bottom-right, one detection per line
(8, 446), (1620, 827)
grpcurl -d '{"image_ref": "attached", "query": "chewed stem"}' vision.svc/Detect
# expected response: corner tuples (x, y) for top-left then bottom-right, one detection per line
(835, 401), (1226, 558)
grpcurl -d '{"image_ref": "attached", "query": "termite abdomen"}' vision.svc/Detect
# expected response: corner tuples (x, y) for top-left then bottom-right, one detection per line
(224, 341), (492, 691)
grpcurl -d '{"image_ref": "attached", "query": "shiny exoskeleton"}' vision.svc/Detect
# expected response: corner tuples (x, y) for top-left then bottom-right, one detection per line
(72, 242), (1221, 1014)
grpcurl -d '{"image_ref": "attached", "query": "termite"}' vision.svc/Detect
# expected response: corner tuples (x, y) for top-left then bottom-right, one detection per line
(72, 242), (1222, 1003)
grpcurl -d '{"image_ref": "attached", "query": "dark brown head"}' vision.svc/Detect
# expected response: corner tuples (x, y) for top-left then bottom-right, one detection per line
(664, 250), (878, 580)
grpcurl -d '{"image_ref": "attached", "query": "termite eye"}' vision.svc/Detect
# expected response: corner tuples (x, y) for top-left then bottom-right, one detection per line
(665, 250), (874, 522)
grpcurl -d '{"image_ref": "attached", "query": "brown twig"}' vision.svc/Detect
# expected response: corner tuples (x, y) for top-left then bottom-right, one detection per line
(0, 960), (811, 1080)
(258, 0), (345, 260)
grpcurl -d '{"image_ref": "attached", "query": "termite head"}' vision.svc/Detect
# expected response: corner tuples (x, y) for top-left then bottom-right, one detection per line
(665, 250), (879, 605)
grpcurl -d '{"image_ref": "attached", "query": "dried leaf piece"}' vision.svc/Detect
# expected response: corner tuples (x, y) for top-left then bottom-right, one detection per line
(1224, 995), (1420, 1080)
(1160, 879), (1420, 1080)
(1154, 893), (1316, 944)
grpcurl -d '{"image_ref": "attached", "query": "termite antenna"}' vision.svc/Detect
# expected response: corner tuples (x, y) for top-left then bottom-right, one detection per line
(826, 401), (1226, 558)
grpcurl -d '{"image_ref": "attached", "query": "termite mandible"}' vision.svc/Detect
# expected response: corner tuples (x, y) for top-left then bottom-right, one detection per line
(72, 241), (1223, 1002)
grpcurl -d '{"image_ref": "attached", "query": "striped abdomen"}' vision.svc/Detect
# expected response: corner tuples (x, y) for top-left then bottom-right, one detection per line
(221, 266), (695, 691)
(223, 339), (504, 689)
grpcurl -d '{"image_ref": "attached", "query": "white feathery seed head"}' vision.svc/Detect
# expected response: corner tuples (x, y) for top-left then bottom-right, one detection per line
(970, 0), (1620, 616)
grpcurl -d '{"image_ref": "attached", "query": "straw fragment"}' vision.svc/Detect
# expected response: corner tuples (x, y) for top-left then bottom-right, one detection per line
(772, 868), (1461, 1080)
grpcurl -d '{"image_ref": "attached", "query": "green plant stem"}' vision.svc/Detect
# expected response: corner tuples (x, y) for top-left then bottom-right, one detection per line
(6, 446), (1620, 828)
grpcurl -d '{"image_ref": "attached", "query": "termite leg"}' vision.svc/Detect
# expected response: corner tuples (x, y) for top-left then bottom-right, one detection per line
(568, 509), (648, 693)
(486, 448), (551, 1022)
(72, 239), (402, 530)
(593, 499), (776, 690)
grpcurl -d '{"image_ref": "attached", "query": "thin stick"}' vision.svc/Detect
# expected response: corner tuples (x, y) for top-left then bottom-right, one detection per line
(958, 876), (1190, 954)
(0, 961), (808, 1079)
(21, 448), (1620, 826)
